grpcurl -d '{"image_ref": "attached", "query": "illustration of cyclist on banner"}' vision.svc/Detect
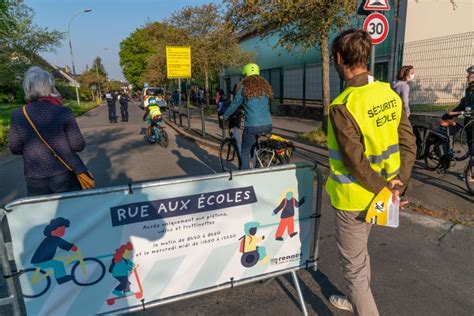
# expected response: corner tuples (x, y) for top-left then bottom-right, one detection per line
(30, 217), (79, 285)
(239, 222), (269, 268)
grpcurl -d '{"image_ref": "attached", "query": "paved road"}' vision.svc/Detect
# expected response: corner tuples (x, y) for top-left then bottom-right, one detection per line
(0, 103), (473, 315)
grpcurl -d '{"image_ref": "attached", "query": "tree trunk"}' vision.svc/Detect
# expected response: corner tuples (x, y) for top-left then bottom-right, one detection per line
(320, 33), (331, 134)
(204, 68), (210, 107)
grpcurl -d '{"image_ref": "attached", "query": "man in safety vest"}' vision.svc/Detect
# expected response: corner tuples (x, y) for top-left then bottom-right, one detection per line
(327, 29), (416, 315)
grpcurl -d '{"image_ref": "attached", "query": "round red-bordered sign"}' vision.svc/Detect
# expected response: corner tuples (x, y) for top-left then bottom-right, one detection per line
(363, 13), (389, 45)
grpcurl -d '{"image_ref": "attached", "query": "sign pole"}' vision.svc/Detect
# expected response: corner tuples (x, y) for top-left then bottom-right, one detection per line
(370, 45), (376, 73)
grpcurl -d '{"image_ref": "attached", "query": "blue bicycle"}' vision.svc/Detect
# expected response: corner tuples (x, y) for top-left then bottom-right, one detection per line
(144, 116), (169, 148)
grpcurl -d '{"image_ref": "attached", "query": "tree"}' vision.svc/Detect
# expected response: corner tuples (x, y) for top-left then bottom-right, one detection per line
(77, 56), (108, 102)
(0, 0), (63, 101)
(119, 22), (189, 88)
(225, 0), (356, 131)
(92, 56), (107, 77)
(168, 3), (252, 105)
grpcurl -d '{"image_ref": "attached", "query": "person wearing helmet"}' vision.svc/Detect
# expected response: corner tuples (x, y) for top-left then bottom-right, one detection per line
(442, 65), (474, 160)
(223, 63), (273, 169)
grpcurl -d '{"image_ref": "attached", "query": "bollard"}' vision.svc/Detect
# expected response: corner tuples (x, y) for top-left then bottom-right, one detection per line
(200, 106), (206, 138)
(186, 106), (191, 131)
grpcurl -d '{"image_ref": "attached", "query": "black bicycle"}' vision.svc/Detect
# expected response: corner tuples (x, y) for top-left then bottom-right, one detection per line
(218, 113), (293, 172)
(415, 110), (473, 194)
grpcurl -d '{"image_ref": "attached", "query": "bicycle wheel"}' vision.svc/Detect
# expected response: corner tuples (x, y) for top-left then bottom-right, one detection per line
(144, 127), (155, 144)
(464, 161), (474, 195)
(452, 126), (469, 161)
(424, 141), (443, 171)
(457, 120), (474, 161)
(413, 125), (428, 160)
(71, 258), (106, 286)
(19, 268), (51, 298)
(160, 129), (169, 148)
(220, 138), (241, 172)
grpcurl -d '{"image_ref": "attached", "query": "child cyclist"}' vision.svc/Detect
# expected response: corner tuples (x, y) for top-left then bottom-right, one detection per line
(142, 98), (163, 135)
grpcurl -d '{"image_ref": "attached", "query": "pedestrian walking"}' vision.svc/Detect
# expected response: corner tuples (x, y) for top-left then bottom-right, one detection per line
(9, 66), (89, 196)
(326, 29), (416, 315)
(105, 90), (118, 123)
(391, 65), (415, 117)
(119, 91), (130, 122)
(223, 63), (273, 169)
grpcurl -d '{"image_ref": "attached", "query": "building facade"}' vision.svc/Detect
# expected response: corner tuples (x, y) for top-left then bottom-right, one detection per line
(222, 0), (473, 117)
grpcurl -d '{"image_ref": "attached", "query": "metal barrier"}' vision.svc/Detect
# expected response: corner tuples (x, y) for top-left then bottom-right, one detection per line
(0, 162), (323, 315)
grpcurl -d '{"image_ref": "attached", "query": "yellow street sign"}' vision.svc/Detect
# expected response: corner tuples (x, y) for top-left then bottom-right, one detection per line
(166, 46), (191, 79)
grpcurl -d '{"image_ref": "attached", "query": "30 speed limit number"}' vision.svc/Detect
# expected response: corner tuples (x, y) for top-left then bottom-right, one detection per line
(363, 13), (389, 45)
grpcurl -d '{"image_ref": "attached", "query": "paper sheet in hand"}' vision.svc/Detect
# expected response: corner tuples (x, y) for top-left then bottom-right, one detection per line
(365, 187), (399, 228)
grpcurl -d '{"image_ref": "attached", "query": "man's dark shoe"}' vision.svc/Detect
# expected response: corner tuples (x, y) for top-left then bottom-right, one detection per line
(56, 275), (73, 284)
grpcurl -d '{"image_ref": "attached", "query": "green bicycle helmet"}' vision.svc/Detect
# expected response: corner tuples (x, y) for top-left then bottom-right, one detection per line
(242, 63), (260, 77)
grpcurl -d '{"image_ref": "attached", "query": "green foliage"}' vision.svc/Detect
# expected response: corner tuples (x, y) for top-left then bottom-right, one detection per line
(0, 101), (97, 147)
(168, 4), (252, 80)
(225, 0), (356, 130)
(0, 0), (63, 101)
(56, 83), (76, 100)
(298, 128), (327, 145)
(92, 56), (107, 77)
(119, 22), (190, 88)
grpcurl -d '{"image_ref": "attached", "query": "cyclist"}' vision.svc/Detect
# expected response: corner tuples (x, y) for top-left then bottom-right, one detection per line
(441, 66), (474, 181)
(142, 98), (163, 135)
(442, 66), (474, 159)
(222, 63), (273, 169)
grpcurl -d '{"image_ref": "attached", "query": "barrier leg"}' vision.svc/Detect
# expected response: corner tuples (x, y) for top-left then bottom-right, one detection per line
(291, 270), (308, 316)
(312, 165), (323, 271)
(0, 211), (23, 315)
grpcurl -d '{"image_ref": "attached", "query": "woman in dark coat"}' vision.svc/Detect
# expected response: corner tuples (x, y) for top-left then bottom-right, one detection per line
(9, 66), (87, 196)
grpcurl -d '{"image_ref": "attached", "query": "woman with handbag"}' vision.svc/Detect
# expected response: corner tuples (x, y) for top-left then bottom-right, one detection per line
(9, 66), (94, 196)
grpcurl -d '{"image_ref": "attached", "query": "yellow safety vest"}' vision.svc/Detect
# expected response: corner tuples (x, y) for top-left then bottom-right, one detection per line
(148, 105), (161, 118)
(326, 81), (402, 211)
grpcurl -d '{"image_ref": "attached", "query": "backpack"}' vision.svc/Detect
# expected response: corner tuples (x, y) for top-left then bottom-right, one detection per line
(239, 236), (246, 253)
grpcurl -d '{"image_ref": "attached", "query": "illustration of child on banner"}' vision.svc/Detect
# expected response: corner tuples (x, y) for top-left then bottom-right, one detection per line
(109, 242), (138, 298)
(239, 222), (269, 268)
(272, 191), (306, 241)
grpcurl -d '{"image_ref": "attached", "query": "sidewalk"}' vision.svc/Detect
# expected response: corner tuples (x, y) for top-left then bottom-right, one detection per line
(166, 106), (473, 220)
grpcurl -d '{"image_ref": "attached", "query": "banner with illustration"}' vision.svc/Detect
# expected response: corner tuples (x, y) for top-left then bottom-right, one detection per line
(4, 164), (316, 315)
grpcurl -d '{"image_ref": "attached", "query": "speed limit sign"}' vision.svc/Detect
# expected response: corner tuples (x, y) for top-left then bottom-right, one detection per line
(363, 13), (389, 45)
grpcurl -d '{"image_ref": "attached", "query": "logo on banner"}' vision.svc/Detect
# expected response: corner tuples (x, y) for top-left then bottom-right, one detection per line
(363, 0), (390, 11)
(363, 13), (389, 45)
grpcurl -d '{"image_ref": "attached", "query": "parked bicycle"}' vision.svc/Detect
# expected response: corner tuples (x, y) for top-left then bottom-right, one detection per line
(144, 116), (169, 148)
(18, 250), (106, 298)
(218, 112), (294, 172)
(414, 109), (473, 194)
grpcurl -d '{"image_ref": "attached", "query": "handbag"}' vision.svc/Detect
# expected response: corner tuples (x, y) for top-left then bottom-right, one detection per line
(22, 106), (96, 190)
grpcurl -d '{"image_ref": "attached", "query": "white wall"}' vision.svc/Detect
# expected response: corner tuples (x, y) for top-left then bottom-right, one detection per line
(404, 0), (474, 42)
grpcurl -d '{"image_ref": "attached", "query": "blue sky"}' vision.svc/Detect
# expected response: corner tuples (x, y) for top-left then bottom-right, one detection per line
(27, 0), (219, 81)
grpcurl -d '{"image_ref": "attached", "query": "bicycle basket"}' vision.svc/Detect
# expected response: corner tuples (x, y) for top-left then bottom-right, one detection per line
(218, 112), (241, 129)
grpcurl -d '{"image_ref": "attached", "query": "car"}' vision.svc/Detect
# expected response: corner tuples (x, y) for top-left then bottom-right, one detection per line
(141, 86), (167, 109)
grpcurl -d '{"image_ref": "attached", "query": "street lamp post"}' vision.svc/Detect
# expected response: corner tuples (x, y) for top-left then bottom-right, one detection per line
(68, 9), (92, 105)
(95, 59), (102, 104)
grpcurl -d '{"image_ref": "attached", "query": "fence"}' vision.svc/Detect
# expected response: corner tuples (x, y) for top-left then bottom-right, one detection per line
(225, 63), (343, 110)
(0, 163), (323, 315)
(401, 31), (474, 105)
